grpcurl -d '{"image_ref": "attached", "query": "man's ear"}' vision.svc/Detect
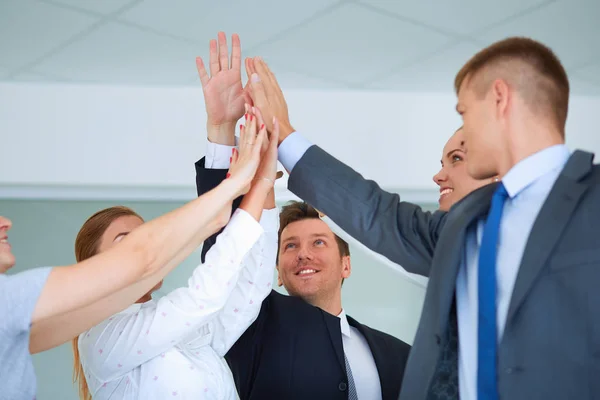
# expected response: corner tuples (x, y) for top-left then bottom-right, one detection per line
(341, 256), (351, 279)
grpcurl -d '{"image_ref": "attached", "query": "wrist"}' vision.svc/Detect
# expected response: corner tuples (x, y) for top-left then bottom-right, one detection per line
(207, 121), (236, 146)
(278, 124), (295, 146)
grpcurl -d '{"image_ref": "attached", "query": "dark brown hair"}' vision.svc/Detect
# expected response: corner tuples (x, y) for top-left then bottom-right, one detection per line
(277, 201), (350, 263)
(72, 206), (143, 400)
(455, 37), (569, 135)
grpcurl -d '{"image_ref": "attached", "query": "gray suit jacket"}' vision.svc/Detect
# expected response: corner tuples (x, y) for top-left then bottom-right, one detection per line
(288, 145), (600, 400)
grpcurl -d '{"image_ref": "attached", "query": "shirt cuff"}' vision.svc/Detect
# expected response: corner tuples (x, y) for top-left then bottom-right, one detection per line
(223, 208), (264, 252)
(259, 207), (280, 234)
(277, 131), (313, 173)
(205, 138), (238, 169)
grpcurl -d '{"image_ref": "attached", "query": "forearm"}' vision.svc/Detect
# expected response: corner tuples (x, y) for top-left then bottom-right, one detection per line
(239, 180), (273, 221)
(31, 180), (240, 325)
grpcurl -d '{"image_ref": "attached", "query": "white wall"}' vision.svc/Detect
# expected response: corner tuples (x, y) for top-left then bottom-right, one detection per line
(2, 82), (599, 202)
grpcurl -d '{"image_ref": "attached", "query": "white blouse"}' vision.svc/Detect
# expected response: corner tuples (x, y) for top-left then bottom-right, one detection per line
(78, 208), (278, 399)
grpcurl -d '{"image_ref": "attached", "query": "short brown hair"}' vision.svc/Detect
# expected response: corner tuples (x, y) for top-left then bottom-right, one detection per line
(277, 201), (350, 264)
(455, 37), (569, 135)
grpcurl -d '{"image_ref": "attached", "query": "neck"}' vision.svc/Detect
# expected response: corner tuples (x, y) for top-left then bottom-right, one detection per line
(136, 293), (152, 304)
(498, 120), (564, 176)
(304, 290), (343, 316)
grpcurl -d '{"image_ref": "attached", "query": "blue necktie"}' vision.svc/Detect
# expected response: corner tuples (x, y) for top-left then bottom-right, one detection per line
(478, 183), (508, 400)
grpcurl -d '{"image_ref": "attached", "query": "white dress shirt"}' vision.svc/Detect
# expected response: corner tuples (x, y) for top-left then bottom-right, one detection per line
(338, 309), (382, 400)
(275, 132), (573, 399)
(205, 140), (383, 399)
(79, 208), (279, 400)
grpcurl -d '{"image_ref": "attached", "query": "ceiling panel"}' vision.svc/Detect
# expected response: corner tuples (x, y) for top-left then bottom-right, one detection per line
(365, 41), (480, 91)
(40, 0), (137, 15)
(476, 0), (600, 69)
(118, 0), (340, 50)
(571, 63), (600, 87)
(0, 0), (98, 70)
(10, 71), (58, 82)
(568, 76), (600, 96)
(31, 22), (202, 85)
(253, 2), (453, 85)
(0, 65), (10, 79)
(359, 0), (552, 36)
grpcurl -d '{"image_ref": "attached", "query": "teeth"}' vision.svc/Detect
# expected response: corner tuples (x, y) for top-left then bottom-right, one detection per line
(0, 239), (7, 244)
(298, 269), (316, 275)
(440, 188), (453, 196)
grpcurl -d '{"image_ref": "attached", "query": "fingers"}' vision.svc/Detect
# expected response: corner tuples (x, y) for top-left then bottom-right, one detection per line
(217, 31), (229, 71)
(209, 39), (219, 77)
(245, 57), (256, 81)
(195, 57), (209, 87)
(243, 109), (257, 145)
(231, 33), (241, 71)
(253, 125), (267, 155)
(249, 73), (268, 108)
(253, 57), (277, 97)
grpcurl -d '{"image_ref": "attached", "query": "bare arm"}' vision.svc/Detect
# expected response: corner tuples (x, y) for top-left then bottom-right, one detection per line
(29, 124), (266, 354)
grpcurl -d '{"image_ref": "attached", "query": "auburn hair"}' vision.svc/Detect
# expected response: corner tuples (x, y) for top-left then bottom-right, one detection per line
(71, 206), (143, 400)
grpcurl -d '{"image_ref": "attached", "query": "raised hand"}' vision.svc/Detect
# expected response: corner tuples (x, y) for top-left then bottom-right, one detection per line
(226, 108), (266, 196)
(196, 32), (252, 145)
(250, 105), (280, 186)
(246, 57), (295, 144)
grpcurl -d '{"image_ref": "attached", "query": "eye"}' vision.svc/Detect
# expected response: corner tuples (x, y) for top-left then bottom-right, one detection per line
(452, 154), (463, 163)
(314, 239), (325, 246)
(284, 243), (296, 250)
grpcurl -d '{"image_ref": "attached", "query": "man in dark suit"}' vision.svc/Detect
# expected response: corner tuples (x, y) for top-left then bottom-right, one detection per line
(194, 32), (410, 400)
(245, 37), (600, 400)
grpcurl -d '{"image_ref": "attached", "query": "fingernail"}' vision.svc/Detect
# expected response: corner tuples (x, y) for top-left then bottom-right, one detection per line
(229, 157), (232, 163)
(244, 114), (248, 120)
(250, 115), (253, 121)
(260, 124), (265, 130)
(239, 124), (243, 131)
(251, 73), (260, 83)
(272, 117), (277, 124)
(252, 106), (256, 113)
(232, 148), (235, 155)
(226, 173), (231, 179)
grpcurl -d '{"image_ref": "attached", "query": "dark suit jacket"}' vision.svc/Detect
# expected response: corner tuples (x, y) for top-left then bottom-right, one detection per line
(195, 158), (411, 400)
(286, 145), (600, 400)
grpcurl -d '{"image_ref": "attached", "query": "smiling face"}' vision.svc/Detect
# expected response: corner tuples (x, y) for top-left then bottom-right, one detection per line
(433, 128), (495, 211)
(277, 218), (350, 305)
(0, 216), (15, 273)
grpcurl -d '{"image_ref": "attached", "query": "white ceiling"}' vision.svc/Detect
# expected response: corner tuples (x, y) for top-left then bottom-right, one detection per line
(1, 0), (599, 94)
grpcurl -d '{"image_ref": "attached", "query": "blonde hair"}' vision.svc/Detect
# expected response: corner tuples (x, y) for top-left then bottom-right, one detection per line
(72, 206), (143, 400)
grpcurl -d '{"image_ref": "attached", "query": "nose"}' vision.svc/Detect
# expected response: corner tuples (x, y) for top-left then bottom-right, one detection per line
(296, 245), (314, 261)
(433, 167), (447, 186)
(0, 216), (12, 232)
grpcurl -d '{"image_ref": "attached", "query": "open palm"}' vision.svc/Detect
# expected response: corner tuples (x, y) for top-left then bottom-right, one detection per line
(196, 32), (251, 126)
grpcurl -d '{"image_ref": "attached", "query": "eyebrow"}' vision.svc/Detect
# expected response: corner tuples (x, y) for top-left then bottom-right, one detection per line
(281, 233), (330, 243)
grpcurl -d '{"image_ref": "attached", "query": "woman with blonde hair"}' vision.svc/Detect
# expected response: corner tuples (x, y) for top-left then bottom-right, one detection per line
(72, 111), (279, 399)
(0, 111), (267, 400)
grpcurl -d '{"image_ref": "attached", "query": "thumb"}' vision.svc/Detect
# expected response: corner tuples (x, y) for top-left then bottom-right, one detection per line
(249, 73), (268, 108)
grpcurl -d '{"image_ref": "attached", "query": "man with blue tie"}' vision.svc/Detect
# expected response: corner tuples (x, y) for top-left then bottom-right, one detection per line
(246, 36), (600, 399)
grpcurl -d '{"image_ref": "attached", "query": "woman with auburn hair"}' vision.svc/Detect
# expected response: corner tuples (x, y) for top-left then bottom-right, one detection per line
(72, 112), (280, 399)
(0, 112), (269, 400)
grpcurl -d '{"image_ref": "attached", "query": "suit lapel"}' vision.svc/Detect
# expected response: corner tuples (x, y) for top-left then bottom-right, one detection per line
(429, 183), (498, 335)
(347, 316), (391, 399)
(506, 150), (594, 325)
(321, 311), (346, 372)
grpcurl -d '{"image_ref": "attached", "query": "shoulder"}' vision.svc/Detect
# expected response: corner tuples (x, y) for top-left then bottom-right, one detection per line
(0, 267), (53, 334)
(349, 317), (410, 353)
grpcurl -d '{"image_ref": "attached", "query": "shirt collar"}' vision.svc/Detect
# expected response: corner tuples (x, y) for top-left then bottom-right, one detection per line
(502, 144), (570, 198)
(337, 309), (351, 338)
